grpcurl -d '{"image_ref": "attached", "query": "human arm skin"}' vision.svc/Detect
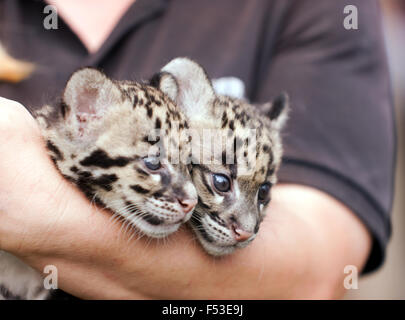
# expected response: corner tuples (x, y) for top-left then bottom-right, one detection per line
(0, 97), (371, 299)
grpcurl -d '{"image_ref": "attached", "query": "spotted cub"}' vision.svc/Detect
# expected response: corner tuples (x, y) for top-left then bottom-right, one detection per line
(35, 68), (198, 237)
(0, 67), (197, 300)
(153, 58), (289, 256)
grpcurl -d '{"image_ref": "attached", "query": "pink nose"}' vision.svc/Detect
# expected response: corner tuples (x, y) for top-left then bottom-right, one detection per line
(231, 224), (253, 242)
(177, 198), (197, 214)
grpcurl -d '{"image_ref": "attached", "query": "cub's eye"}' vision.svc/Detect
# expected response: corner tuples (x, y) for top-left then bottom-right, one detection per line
(143, 157), (161, 171)
(258, 183), (271, 203)
(212, 174), (231, 193)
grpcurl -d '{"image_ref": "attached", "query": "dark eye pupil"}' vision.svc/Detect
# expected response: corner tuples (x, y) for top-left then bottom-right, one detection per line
(258, 184), (271, 202)
(213, 174), (231, 192)
(144, 157), (161, 171)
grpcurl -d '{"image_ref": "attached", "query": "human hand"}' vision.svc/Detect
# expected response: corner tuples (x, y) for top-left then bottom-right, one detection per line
(0, 96), (65, 253)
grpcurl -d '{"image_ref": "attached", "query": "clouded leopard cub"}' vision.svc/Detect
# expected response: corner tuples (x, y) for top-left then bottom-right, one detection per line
(152, 58), (289, 256)
(0, 68), (197, 299)
(36, 68), (197, 235)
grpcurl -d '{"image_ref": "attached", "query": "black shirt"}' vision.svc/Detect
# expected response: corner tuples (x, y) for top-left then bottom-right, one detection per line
(0, 0), (396, 273)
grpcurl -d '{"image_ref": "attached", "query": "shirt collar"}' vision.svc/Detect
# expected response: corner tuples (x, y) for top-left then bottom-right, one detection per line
(86, 0), (167, 65)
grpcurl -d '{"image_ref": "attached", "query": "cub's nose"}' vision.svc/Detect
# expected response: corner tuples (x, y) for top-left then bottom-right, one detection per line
(177, 198), (197, 214)
(231, 224), (253, 242)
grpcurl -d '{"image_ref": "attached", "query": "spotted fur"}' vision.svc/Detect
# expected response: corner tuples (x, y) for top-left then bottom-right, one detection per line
(1, 67), (198, 299)
(154, 58), (289, 256)
(35, 68), (197, 237)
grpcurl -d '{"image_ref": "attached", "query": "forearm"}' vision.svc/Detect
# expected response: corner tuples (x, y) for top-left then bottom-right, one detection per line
(115, 184), (371, 299)
(1, 180), (371, 299)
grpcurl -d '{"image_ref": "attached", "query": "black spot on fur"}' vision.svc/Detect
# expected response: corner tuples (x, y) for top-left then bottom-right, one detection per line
(80, 150), (131, 168)
(198, 196), (210, 209)
(143, 135), (160, 145)
(155, 118), (162, 129)
(229, 120), (235, 131)
(78, 171), (92, 178)
(76, 179), (95, 201)
(60, 101), (69, 119)
(208, 211), (227, 227)
(222, 151), (227, 165)
(268, 92), (287, 120)
(152, 190), (165, 198)
(266, 167), (275, 177)
(46, 140), (63, 161)
(70, 166), (79, 173)
(94, 196), (107, 208)
(201, 171), (214, 195)
(130, 184), (149, 194)
(234, 137), (243, 150)
(62, 174), (76, 183)
(229, 164), (237, 179)
(92, 174), (118, 191)
(149, 73), (161, 88)
(143, 213), (164, 226)
(145, 101), (153, 118)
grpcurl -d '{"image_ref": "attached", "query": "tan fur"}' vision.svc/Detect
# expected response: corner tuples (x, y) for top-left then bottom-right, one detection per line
(158, 58), (289, 256)
(189, 95), (287, 255)
(35, 69), (197, 238)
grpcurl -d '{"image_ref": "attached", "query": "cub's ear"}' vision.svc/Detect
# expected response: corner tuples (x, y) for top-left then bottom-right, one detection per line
(149, 71), (178, 102)
(258, 92), (290, 130)
(62, 67), (122, 120)
(152, 57), (216, 123)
